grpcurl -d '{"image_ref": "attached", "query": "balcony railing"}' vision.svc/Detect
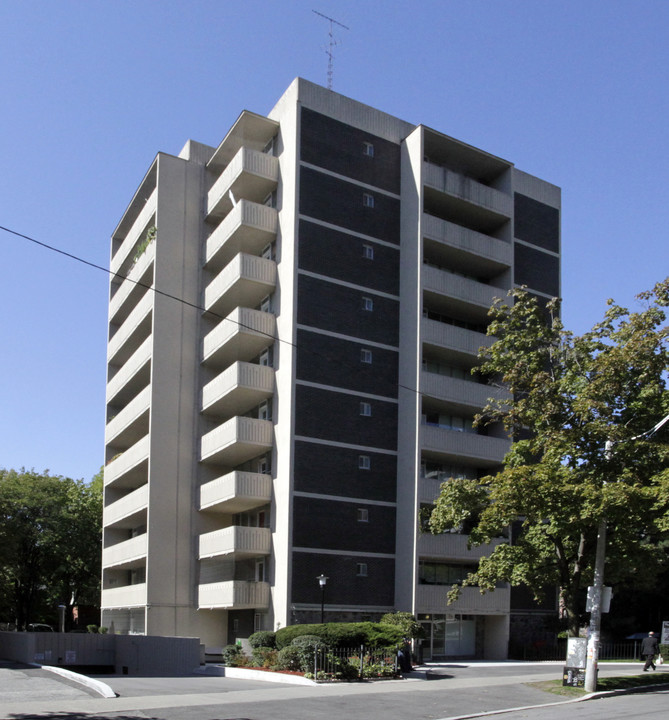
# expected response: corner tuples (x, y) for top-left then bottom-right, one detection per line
(105, 386), (151, 449)
(422, 317), (493, 358)
(107, 292), (153, 367)
(102, 534), (148, 569)
(198, 580), (270, 610)
(204, 253), (276, 319)
(420, 371), (508, 410)
(109, 241), (155, 324)
(418, 532), (504, 561)
(106, 335), (152, 406)
(207, 148), (279, 221)
(205, 200), (277, 271)
(201, 362), (274, 419)
(202, 308), (276, 368)
(423, 214), (512, 272)
(200, 416), (273, 466)
(104, 434), (150, 489)
(200, 471), (272, 513)
(110, 188), (157, 275)
(422, 265), (510, 318)
(101, 583), (147, 608)
(416, 584), (510, 614)
(198, 526), (271, 560)
(420, 424), (510, 467)
(104, 484), (149, 528)
(424, 162), (512, 217)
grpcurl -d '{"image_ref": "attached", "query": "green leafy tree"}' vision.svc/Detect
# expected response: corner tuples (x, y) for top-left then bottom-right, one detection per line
(0, 468), (102, 628)
(429, 279), (669, 636)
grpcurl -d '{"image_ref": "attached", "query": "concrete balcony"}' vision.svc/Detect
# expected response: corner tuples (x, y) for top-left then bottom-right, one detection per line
(416, 584), (510, 615)
(200, 417), (273, 466)
(418, 533), (505, 561)
(198, 526), (271, 560)
(202, 362), (274, 419)
(424, 162), (512, 218)
(423, 214), (511, 276)
(420, 371), (508, 411)
(104, 435), (150, 490)
(101, 583), (147, 609)
(205, 200), (278, 272)
(420, 424), (510, 467)
(102, 534), (148, 569)
(110, 188), (157, 276)
(200, 471), (272, 513)
(198, 580), (270, 610)
(107, 292), (153, 367)
(202, 308), (276, 368)
(106, 336), (152, 407)
(422, 317), (493, 359)
(105, 386), (151, 450)
(422, 265), (510, 323)
(109, 241), (155, 325)
(207, 148), (278, 221)
(104, 485), (149, 529)
(204, 253), (276, 319)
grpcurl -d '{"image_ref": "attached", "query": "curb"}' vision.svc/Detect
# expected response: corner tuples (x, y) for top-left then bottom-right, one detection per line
(195, 664), (317, 686)
(38, 665), (117, 698)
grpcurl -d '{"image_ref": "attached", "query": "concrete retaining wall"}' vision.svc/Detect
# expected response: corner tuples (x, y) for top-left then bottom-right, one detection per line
(0, 632), (200, 676)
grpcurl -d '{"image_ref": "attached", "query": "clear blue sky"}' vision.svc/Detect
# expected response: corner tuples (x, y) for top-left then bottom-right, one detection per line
(1, 0), (667, 482)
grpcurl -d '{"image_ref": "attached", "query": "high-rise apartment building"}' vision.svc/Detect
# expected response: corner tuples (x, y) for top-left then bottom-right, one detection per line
(102, 78), (560, 660)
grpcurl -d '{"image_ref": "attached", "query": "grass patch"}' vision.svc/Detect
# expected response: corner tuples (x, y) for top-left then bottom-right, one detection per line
(528, 673), (669, 697)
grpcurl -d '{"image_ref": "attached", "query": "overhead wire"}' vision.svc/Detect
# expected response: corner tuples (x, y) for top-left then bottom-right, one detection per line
(0, 223), (423, 399)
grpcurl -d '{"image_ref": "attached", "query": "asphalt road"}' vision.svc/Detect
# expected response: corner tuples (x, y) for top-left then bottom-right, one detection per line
(1, 660), (667, 720)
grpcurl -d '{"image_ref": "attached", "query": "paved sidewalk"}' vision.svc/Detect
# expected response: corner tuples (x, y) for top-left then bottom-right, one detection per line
(0, 659), (664, 720)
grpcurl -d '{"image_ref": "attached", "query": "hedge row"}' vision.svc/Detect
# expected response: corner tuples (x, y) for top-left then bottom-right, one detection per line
(273, 622), (404, 649)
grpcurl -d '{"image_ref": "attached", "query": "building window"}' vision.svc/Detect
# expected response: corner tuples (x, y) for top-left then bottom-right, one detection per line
(363, 193), (375, 208)
(362, 296), (374, 311)
(362, 244), (374, 260)
(360, 349), (373, 364)
(358, 455), (371, 470)
(357, 508), (369, 522)
(363, 142), (374, 157)
(360, 402), (372, 417)
(357, 563), (368, 577)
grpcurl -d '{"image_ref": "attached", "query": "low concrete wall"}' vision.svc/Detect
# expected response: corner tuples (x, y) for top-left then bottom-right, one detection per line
(0, 632), (200, 676)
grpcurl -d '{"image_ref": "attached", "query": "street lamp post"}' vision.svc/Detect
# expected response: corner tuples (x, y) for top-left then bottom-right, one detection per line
(317, 574), (328, 624)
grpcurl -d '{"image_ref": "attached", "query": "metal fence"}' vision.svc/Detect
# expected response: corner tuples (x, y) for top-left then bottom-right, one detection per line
(510, 640), (642, 662)
(310, 645), (399, 680)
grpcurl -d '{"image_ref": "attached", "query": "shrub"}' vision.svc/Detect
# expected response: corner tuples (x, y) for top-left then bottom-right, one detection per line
(379, 612), (424, 639)
(98, 626), (108, 634)
(275, 622), (405, 649)
(221, 644), (243, 666)
(272, 645), (303, 672)
(248, 630), (276, 649)
(292, 635), (326, 672)
(86, 624), (98, 634)
(276, 624), (328, 648)
(251, 646), (278, 668)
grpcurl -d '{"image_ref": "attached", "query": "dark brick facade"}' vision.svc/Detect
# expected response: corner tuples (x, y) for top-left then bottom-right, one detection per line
(514, 193), (560, 253)
(295, 329), (398, 397)
(299, 166), (400, 244)
(300, 107), (401, 194)
(296, 274), (400, 346)
(293, 440), (397, 503)
(294, 385), (398, 451)
(291, 551), (395, 607)
(298, 219), (400, 295)
(514, 243), (560, 297)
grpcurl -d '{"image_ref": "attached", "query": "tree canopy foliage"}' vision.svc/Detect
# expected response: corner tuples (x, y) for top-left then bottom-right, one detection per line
(429, 278), (669, 635)
(0, 467), (102, 628)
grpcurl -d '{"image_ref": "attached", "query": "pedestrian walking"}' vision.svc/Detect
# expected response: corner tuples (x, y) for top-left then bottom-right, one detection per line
(641, 631), (659, 671)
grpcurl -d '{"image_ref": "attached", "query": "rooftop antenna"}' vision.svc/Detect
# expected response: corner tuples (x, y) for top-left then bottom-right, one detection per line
(313, 10), (349, 90)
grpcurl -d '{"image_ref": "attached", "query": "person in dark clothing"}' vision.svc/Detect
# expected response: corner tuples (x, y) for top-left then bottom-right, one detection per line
(641, 631), (660, 671)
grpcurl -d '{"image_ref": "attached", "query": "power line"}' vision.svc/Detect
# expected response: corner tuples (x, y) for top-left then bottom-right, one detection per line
(0, 223), (420, 399)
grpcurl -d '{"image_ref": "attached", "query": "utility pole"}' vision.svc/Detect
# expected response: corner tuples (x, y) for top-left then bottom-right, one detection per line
(584, 415), (669, 693)
(313, 10), (349, 90)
